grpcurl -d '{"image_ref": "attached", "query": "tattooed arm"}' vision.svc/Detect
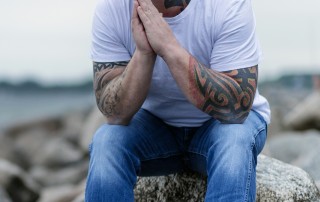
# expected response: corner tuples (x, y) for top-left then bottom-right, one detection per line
(93, 0), (156, 125)
(93, 51), (156, 125)
(136, 0), (258, 123)
(162, 47), (257, 124)
(188, 57), (257, 123)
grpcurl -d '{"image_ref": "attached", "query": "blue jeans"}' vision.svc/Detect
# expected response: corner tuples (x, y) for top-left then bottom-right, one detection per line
(85, 109), (267, 202)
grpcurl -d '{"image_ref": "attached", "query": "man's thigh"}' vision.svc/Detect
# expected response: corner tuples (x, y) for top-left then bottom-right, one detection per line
(90, 109), (184, 176)
(186, 110), (267, 175)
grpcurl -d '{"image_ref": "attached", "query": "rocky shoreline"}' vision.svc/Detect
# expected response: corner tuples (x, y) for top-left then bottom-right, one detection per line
(1, 91), (320, 201)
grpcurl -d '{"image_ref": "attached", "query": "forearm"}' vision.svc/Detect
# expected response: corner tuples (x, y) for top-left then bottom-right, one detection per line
(98, 51), (156, 125)
(163, 45), (257, 124)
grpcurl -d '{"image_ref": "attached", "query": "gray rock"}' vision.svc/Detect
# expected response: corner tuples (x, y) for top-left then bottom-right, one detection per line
(10, 127), (57, 169)
(79, 107), (105, 153)
(256, 155), (320, 201)
(283, 92), (320, 130)
(134, 155), (320, 201)
(33, 137), (84, 167)
(38, 180), (85, 202)
(268, 131), (320, 182)
(72, 192), (85, 202)
(0, 159), (39, 202)
(0, 186), (12, 202)
(316, 181), (320, 191)
(30, 160), (88, 187)
(268, 131), (320, 164)
(60, 111), (86, 145)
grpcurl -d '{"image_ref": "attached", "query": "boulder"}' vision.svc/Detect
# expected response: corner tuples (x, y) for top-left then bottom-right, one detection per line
(79, 107), (105, 153)
(8, 127), (58, 169)
(38, 180), (85, 202)
(268, 131), (320, 164)
(283, 92), (320, 130)
(0, 159), (39, 202)
(30, 160), (88, 187)
(268, 131), (320, 182)
(60, 111), (87, 145)
(0, 186), (12, 202)
(256, 155), (320, 201)
(32, 137), (84, 167)
(134, 155), (320, 201)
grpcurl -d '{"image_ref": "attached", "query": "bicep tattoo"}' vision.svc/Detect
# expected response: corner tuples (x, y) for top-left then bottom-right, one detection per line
(93, 61), (129, 74)
(189, 57), (257, 123)
(93, 61), (129, 116)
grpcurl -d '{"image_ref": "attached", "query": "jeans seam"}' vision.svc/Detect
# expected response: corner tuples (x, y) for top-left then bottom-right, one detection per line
(187, 150), (208, 159)
(244, 153), (252, 202)
(140, 152), (182, 162)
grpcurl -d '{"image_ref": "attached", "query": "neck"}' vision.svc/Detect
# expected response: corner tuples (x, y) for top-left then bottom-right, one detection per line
(151, 0), (191, 17)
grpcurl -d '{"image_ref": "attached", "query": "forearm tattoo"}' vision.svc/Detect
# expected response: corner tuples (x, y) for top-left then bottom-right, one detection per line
(93, 61), (129, 117)
(164, 0), (191, 9)
(189, 57), (258, 123)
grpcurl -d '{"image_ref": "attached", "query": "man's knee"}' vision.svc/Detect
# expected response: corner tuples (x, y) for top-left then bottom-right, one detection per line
(90, 124), (137, 156)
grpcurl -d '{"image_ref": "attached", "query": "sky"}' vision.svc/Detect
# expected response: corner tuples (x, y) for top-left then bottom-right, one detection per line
(0, 0), (319, 85)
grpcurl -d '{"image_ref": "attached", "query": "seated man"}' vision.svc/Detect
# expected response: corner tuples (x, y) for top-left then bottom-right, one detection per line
(85, 0), (270, 201)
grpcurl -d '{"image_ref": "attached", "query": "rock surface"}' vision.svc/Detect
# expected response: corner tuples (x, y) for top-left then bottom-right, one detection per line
(268, 131), (320, 184)
(79, 107), (105, 152)
(134, 155), (320, 201)
(0, 186), (12, 202)
(283, 92), (320, 130)
(256, 155), (320, 202)
(0, 159), (39, 202)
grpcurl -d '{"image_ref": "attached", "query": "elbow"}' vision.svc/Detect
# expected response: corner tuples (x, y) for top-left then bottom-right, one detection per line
(96, 101), (132, 126)
(105, 116), (131, 126)
(217, 110), (250, 124)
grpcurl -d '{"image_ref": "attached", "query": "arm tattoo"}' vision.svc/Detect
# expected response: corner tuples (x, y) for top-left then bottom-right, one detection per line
(93, 61), (129, 73)
(93, 61), (129, 117)
(164, 0), (191, 9)
(189, 57), (257, 123)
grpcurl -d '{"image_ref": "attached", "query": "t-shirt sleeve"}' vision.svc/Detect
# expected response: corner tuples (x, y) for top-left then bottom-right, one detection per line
(91, 0), (131, 62)
(210, 0), (261, 71)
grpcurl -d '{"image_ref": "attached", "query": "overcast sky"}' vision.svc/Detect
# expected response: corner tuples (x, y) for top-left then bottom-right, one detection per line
(0, 0), (319, 85)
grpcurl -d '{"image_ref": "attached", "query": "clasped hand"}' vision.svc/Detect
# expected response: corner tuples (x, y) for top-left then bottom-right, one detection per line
(132, 0), (179, 57)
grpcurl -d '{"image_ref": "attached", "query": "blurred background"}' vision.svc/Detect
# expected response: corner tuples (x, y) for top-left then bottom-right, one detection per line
(0, 0), (319, 201)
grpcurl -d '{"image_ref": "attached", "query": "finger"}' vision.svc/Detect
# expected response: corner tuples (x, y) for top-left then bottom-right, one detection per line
(138, 0), (159, 17)
(132, 1), (139, 20)
(132, 1), (143, 30)
(137, 6), (151, 27)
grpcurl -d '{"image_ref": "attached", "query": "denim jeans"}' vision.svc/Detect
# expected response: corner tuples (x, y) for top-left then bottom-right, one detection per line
(85, 109), (267, 202)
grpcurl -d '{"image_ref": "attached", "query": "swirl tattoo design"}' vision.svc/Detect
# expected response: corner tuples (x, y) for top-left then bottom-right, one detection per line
(189, 57), (257, 123)
(93, 61), (129, 117)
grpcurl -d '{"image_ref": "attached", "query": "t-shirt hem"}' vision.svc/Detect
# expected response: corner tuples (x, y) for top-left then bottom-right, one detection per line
(211, 58), (261, 72)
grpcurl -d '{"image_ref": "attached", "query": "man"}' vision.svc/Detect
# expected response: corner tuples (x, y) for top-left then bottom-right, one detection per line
(86, 0), (270, 201)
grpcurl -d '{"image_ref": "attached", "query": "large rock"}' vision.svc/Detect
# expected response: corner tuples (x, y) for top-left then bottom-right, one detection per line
(0, 159), (39, 202)
(268, 131), (320, 182)
(38, 180), (86, 202)
(0, 186), (12, 202)
(33, 137), (84, 167)
(30, 160), (88, 187)
(134, 155), (320, 201)
(256, 155), (320, 201)
(79, 107), (105, 153)
(283, 92), (320, 130)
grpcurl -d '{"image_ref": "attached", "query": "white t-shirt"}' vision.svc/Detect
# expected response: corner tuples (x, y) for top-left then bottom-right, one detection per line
(91, 0), (271, 127)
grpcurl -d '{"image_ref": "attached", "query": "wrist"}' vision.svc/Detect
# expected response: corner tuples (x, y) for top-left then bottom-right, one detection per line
(134, 49), (157, 65)
(135, 49), (156, 59)
(162, 43), (188, 65)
